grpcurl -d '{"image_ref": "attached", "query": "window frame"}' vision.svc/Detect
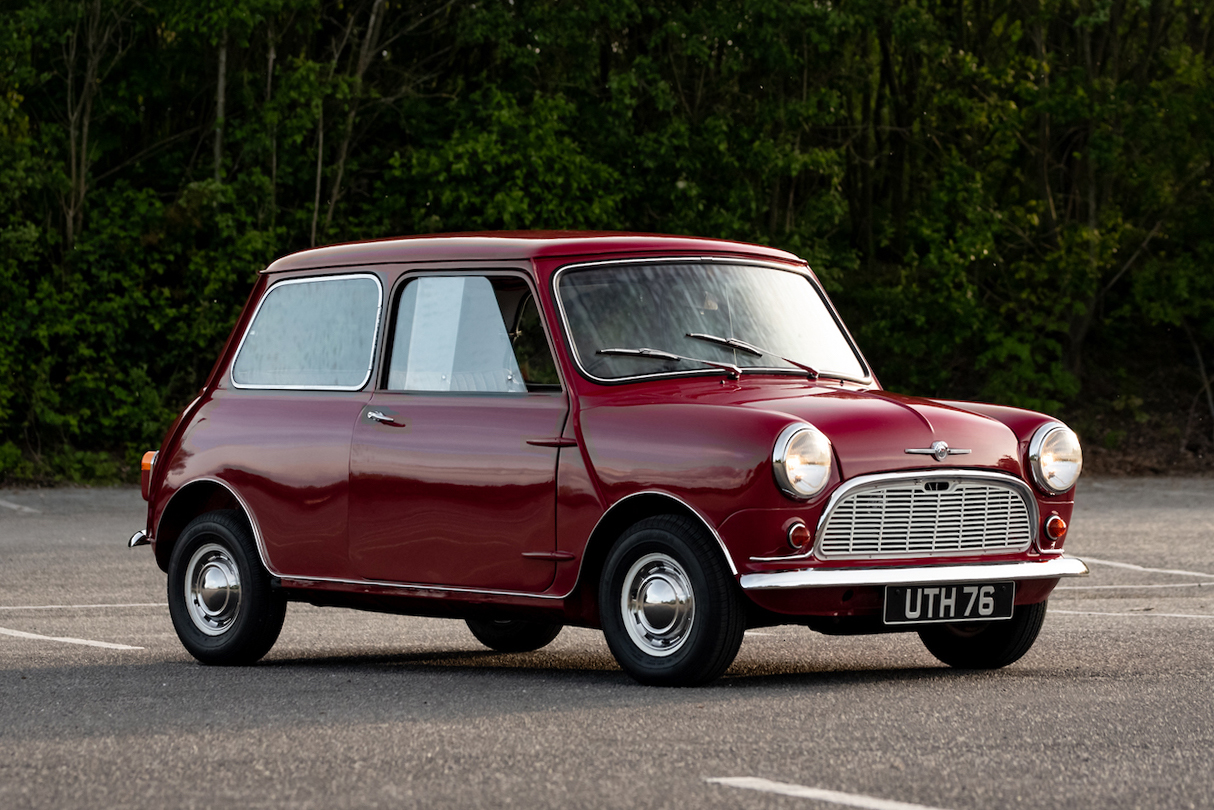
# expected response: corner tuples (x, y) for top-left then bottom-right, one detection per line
(378, 268), (565, 396)
(229, 272), (384, 392)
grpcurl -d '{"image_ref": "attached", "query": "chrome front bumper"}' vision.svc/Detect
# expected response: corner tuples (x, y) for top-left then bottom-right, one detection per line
(128, 530), (150, 548)
(738, 555), (1089, 591)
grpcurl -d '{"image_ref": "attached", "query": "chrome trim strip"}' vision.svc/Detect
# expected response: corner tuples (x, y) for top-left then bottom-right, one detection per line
(904, 441), (971, 461)
(569, 489), (740, 579)
(813, 469), (1039, 559)
(279, 574), (569, 601)
(157, 477), (281, 577)
(230, 273), (384, 391)
(751, 546), (816, 563)
(550, 256), (873, 386)
(739, 555), (1089, 591)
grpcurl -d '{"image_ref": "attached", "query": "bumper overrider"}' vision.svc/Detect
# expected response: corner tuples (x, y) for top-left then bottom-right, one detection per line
(738, 555), (1088, 591)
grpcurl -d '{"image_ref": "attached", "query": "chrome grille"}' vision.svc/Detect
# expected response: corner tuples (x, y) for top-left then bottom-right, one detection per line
(817, 476), (1034, 559)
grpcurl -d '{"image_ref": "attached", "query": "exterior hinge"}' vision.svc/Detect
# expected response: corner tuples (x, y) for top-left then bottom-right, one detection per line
(525, 437), (578, 448)
(521, 551), (577, 562)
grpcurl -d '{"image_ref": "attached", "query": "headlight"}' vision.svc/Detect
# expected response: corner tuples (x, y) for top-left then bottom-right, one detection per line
(1028, 423), (1083, 494)
(772, 423), (832, 499)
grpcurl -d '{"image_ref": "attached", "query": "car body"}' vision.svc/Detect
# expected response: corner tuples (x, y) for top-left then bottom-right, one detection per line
(130, 231), (1087, 685)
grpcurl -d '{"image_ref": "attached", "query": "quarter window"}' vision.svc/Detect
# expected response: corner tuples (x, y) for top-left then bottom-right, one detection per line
(231, 275), (381, 389)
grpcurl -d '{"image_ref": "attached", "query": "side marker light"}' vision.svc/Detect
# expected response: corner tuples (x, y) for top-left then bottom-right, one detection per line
(1044, 515), (1068, 545)
(787, 522), (812, 550)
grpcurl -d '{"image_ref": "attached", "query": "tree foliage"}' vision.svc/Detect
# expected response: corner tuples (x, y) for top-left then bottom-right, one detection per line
(1, 0), (1212, 480)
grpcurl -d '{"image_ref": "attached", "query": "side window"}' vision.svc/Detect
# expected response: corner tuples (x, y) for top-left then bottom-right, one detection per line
(388, 275), (549, 393)
(511, 294), (560, 388)
(231, 275), (381, 389)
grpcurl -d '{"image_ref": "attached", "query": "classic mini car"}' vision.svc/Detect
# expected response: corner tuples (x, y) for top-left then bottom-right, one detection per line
(129, 232), (1087, 686)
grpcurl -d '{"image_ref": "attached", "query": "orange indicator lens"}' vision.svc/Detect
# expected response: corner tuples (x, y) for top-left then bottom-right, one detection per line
(1044, 515), (1067, 542)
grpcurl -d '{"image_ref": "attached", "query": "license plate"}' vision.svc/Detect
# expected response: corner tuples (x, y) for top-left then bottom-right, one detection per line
(883, 581), (1015, 625)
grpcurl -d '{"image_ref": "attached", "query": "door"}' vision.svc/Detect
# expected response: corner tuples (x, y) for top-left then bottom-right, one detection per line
(214, 272), (383, 580)
(347, 273), (569, 592)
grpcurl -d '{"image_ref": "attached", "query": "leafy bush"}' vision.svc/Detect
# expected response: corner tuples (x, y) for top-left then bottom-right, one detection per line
(0, 0), (1211, 482)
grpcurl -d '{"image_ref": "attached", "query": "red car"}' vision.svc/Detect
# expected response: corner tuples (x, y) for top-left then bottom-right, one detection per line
(129, 232), (1087, 686)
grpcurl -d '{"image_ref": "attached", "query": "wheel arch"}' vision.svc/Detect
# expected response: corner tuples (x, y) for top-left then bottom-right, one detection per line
(154, 479), (260, 574)
(569, 491), (737, 626)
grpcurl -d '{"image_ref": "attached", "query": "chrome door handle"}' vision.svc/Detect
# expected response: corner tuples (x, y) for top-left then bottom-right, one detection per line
(367, 410), (393, 423)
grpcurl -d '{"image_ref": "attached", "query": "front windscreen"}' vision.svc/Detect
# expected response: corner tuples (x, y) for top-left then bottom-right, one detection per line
(557, 262), (867, 381)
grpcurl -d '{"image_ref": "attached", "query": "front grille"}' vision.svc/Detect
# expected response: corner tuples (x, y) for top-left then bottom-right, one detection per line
(816, 477), (1034, 559)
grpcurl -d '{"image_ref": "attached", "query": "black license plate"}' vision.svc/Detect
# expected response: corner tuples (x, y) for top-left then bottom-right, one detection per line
(883, 581), (1015, 625)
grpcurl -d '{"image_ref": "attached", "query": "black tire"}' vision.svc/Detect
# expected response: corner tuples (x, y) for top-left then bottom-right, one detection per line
(465, 618), (563, 653)
(599, 515), (745, 686)
(918, 600), (1048, 669)
(167, 510), (286, 665)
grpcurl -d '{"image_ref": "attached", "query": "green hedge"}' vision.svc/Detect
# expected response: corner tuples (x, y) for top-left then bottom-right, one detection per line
(1, 0), (1212, 481)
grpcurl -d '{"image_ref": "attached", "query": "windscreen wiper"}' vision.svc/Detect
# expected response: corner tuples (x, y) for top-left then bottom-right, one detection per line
(685, 332), (819, 379)
(596, 347), (742, 380)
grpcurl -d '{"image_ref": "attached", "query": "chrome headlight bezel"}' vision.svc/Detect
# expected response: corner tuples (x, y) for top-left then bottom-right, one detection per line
(772, 423), (833, 499)
(1028, 422), (1083, 495)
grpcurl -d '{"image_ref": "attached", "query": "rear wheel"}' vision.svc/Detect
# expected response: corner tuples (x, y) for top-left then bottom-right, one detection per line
(168, 510), (286, 665)
(918, 600), (1048, 669)
(599, 515), (745, 686)
(465, 618), (562, 653)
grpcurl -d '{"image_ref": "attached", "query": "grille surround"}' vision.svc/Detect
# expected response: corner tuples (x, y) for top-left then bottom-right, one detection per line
(814, 471), (1038, 560)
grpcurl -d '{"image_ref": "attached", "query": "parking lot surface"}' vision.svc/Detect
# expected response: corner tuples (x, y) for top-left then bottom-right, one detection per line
(1, 478), (1212, 809)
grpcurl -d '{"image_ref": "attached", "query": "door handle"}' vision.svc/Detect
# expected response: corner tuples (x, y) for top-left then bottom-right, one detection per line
(366, 410), (407, 428)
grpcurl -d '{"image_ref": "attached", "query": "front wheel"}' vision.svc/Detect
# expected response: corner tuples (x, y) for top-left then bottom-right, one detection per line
(167, 510), (286, 665)
(465, 618), (562, 653)
(599, 515), (745, 686)
(918, 600), (1048, 669)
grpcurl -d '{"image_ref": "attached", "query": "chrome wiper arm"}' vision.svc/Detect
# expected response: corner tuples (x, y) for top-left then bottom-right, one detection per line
(596, 347), (742, 380)
(685, 332), (819, 378)
(685, 332), (764, 357)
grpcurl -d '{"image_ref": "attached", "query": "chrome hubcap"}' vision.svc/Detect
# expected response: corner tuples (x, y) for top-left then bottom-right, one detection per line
(185, 543), (241, 636)
(621, 553), (694, 657)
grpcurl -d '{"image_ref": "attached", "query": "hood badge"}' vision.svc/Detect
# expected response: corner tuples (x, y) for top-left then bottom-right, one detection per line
(906, 440), (972, 462)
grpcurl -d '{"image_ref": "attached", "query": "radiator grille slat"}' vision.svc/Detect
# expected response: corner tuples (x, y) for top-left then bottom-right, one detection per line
(818, 479), (1033, 559)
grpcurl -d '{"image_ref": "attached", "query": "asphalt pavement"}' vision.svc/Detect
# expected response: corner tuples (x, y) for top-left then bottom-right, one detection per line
(1, 478), (1212, 809)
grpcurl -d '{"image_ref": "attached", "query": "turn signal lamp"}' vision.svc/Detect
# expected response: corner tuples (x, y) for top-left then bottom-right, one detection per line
(140, 450), (158, 501)
(1042, 515), (1068, 549)
(787, 521), (812, 550)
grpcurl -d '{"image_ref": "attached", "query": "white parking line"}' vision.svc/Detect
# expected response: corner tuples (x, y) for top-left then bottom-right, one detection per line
(1052, 609), (1214, 620)
(1081, 557), (1214, 579)
(708, 777), (950, 810)
(0, 603), (161, 610)
(0, 499), (40, 514)
(1056, 582), (1211, 591)
(0, 626), (144, 650)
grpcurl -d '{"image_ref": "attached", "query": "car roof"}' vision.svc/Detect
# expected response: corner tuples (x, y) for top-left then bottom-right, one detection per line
(262, 231), (804, 274)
